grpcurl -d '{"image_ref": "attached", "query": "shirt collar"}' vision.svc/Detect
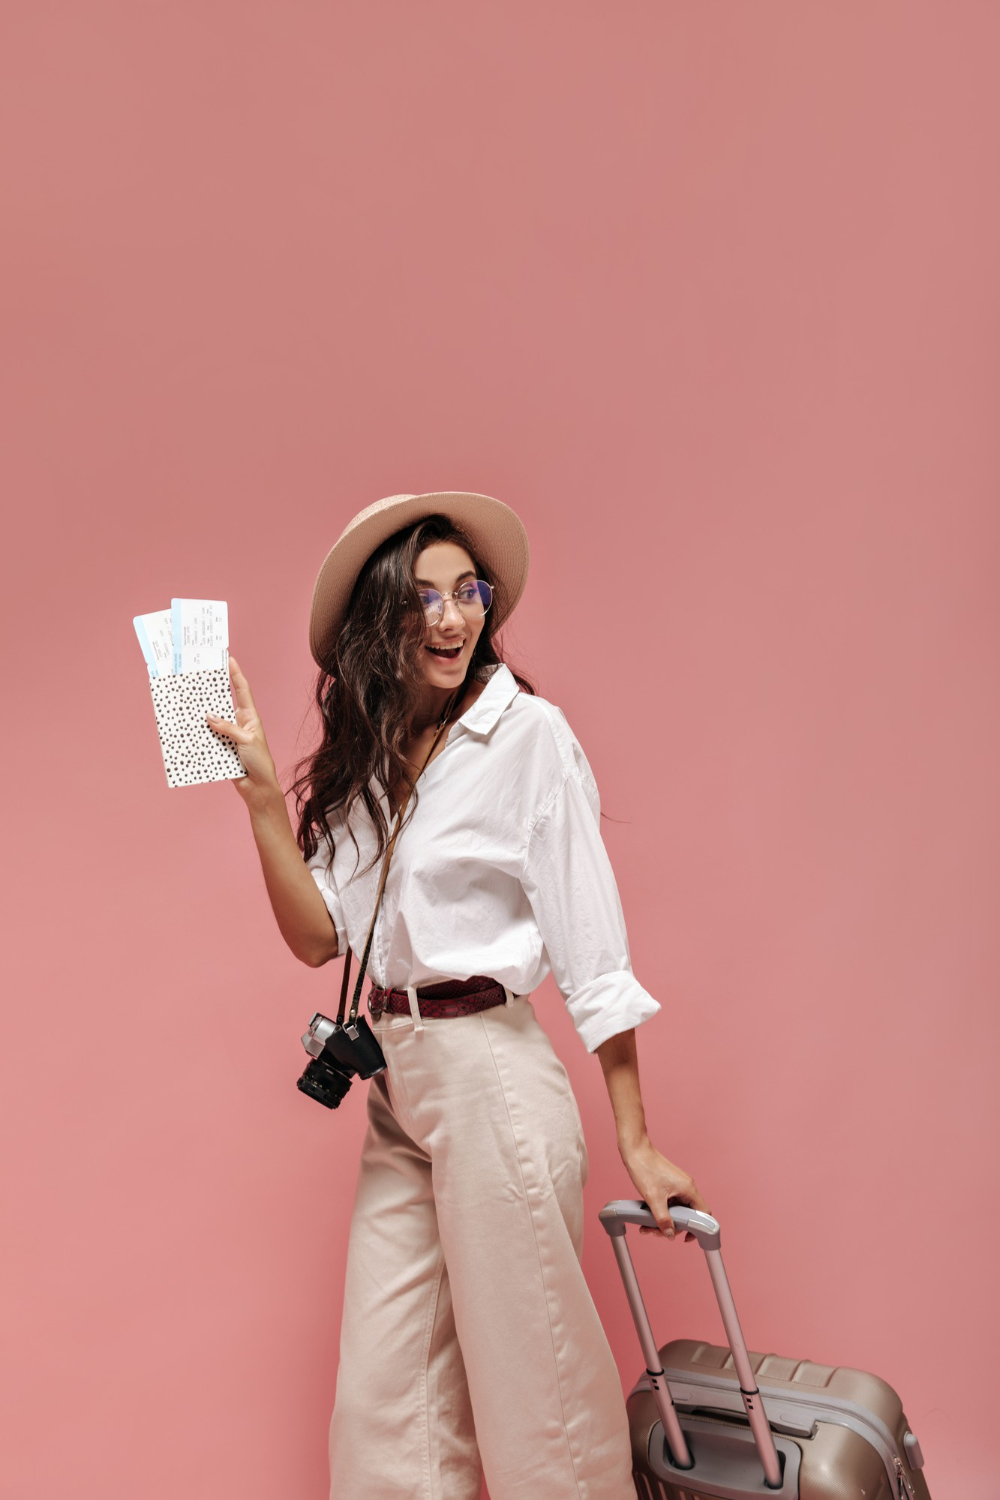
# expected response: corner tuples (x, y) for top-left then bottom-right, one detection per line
(453, 662), (521, 738)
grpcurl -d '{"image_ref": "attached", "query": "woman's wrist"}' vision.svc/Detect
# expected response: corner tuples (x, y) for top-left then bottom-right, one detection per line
(617, 1128), (651, 1162)
(244, 778), (288, 825)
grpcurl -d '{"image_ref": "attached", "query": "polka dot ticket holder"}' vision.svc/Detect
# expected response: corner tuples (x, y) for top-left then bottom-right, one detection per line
(148, 665), (246, 788)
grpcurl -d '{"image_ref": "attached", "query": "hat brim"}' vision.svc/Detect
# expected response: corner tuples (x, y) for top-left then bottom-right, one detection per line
(308, 491), (530, 667)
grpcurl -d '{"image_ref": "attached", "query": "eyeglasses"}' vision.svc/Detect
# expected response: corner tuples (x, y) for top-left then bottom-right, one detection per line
(415, 580), (493, 626)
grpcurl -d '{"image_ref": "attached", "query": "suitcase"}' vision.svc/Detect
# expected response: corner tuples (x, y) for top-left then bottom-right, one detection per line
(599, 1200), (932, 1500)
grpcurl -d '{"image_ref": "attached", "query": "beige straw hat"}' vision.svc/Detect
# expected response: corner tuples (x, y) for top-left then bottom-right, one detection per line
(308, 491), (530, 667)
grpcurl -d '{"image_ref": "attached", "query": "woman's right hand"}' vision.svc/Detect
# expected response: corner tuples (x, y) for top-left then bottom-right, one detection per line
(205, 654), (281, 807)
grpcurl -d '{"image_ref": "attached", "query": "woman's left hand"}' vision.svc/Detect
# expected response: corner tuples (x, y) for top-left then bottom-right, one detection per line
(619, 1135), (712, 1243)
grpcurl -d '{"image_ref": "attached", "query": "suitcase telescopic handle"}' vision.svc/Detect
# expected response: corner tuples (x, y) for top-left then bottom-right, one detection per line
(599, 1199), (783, 1491)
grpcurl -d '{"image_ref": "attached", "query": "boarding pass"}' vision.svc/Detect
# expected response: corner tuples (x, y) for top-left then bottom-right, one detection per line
(132, 599), (229, 677)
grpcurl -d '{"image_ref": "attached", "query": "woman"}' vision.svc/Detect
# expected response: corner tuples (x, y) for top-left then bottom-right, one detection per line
(206, 490), (711, 1500)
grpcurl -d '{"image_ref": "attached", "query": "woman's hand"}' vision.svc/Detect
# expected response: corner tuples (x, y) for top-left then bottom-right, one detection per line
(619, 1135), (712, 1243)
(205, 654), (281, 807)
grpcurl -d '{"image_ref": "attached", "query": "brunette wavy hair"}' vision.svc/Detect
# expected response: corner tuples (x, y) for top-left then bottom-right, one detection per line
(288, 512), (536, 877)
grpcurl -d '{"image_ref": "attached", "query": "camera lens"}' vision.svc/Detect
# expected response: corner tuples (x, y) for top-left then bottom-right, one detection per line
(297, 1054), (354, 1109)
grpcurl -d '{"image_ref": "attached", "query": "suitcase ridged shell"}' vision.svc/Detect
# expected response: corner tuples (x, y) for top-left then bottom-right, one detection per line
(626, 1340), (930, 1500)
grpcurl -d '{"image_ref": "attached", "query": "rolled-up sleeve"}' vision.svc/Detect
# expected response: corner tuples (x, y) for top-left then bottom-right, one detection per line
(304, 841), (349, 955)
(519, 767), (661, 1053)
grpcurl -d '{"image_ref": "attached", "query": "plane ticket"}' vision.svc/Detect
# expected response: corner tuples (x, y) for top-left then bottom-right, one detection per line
(170, 598), (229, 674)
(133, 599), (230, 676)
(132, 609), (175, 679)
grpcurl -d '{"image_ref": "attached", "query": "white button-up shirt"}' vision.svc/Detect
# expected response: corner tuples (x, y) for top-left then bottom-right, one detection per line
(305, 662), (661, 1052)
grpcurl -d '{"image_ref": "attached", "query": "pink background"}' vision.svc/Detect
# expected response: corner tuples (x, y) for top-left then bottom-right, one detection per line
(3, 4), (997, 1497)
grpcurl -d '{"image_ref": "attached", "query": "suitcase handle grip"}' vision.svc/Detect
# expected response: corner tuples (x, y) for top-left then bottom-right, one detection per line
(599, 1198), (721, 1250)
(599, 1197), (784, 1490)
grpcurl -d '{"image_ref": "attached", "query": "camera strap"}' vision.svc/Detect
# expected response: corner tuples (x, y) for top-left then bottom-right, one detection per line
(337, 686), (462, 1028)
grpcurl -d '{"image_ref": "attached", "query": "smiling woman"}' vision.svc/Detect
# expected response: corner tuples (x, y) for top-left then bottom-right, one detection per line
(287, 511), (534, 872)
(208, 490), (708, 1500)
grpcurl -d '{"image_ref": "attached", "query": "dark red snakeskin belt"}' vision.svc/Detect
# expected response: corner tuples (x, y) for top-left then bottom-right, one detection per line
(367, 974), (513, 1021)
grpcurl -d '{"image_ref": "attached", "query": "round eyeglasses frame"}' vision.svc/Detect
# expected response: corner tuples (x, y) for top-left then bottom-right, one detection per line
(414, 580), (493, 626)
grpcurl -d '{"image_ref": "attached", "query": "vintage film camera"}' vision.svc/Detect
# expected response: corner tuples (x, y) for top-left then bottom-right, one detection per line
(298, 1008), (386, 1109)
(297, 944), (386, 1108)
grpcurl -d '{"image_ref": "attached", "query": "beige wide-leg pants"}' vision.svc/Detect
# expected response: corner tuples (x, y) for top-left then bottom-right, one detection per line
(327, 993), (636, 1500)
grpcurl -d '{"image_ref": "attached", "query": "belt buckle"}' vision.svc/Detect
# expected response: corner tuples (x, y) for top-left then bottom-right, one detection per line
(368, 990), (384, 1022)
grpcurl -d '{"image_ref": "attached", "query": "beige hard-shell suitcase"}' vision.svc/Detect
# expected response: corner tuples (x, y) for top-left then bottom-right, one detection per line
(599, 1201), (932, 1500)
